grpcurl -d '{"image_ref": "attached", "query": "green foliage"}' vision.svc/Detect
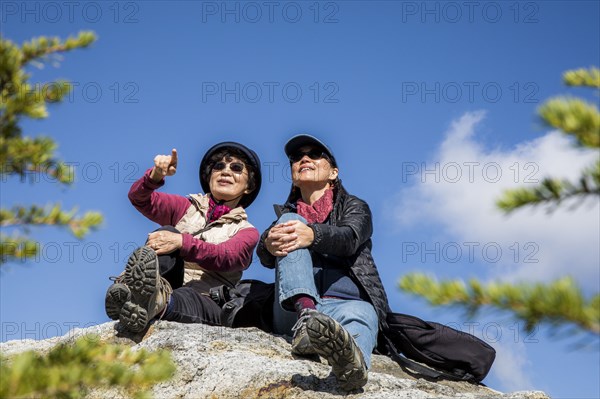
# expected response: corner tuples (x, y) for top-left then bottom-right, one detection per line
(0, 32), (174, 399)
(0, 335), (176, 399)
(399, 274), (600, 335)
(1, 135), (76, 184)
(1, 32), (95, 179)
(563, 67), (600, 88)
(0, 32), (102, 266)
(496, 67), (600, 213)
(0, 233), (38, 263)
(539, 98), (600, 148)
(0, 204), (103, 238)
(497, 160), (600, 211)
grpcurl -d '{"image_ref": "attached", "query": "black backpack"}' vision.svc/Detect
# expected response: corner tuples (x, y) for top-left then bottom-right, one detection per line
(212, 279), (275, 332)
(381, 312), (496, 383)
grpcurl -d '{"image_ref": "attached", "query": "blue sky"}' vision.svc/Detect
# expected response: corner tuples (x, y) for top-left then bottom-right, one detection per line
(1, 1), (599, 397)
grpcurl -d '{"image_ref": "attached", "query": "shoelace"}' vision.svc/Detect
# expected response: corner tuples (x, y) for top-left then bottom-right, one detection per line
(291, 310), (314, 334)
(156, 277), (173, 320)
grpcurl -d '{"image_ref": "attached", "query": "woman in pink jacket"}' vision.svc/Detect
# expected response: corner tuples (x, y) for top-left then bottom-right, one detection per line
(105, 142), (261, 333)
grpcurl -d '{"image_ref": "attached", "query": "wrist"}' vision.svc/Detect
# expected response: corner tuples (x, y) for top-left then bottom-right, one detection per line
(149, 167), (163, 182)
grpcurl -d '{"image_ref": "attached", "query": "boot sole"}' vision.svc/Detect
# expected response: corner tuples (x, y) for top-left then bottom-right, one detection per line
(119, 247), (159, 332)
(105, 283), (131, 320)
(306, 313), (368, 391)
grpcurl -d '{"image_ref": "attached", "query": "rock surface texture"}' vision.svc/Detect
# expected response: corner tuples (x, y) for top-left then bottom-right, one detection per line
(0, 321), (550, 399)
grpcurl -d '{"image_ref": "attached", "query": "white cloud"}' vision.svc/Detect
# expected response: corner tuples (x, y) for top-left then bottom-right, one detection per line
(490, 340), (535, 392)
(395, 111), (600, 290)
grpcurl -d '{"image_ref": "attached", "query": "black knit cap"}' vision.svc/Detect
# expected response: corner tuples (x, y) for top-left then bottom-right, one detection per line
(284, 134), (337, 167)
(199, 142), (262, 208)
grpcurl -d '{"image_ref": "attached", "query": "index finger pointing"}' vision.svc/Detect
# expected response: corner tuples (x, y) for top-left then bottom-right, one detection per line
(171, 148), (178, 161)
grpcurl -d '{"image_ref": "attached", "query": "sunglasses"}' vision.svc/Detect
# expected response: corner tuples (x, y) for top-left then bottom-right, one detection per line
(212, 161), (246, 174)
(288, 149), (330, 163)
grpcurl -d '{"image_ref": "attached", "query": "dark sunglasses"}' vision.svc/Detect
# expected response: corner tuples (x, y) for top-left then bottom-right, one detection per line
(289, 149), (330, 163)
(212, 161), (245, 174)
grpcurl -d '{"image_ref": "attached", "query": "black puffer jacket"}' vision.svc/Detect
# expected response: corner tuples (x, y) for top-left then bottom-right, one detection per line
(256, 181), (391, 329)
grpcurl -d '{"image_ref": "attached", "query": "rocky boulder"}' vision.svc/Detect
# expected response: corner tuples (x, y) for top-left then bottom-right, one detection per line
(0, 321), (549, 399)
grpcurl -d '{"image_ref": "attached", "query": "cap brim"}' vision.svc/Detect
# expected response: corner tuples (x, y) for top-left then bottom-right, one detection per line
(284, 134), (336, 166)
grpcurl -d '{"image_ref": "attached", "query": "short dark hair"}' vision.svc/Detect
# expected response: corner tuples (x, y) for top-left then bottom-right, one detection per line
(201, 148), (258, 195)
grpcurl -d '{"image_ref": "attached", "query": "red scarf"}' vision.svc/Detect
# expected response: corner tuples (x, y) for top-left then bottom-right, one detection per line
(296, 189), (334, 224)
(208, 196), (232, 222)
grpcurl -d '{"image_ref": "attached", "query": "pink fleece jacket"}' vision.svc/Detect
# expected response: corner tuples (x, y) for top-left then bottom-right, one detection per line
(128, 168), (259, 272)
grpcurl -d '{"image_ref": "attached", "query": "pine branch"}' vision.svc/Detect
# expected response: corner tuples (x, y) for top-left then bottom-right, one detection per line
(20, 31), (96, 67)
(0, 335), (175, 399)
(497, 161), (600, 212)
(399, 273), (600, 335)
(539, 97), (600, 148)
(0, 136), (75, 184)
(563, 67), (600, 88)
(0, 205), (103, 238)
(0, 234), (38, 264)
(1, 80), (73, 125)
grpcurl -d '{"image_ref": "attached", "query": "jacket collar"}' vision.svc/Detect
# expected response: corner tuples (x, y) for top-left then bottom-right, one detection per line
(188, 193), (248, 224)
(275, 180), (348, 219)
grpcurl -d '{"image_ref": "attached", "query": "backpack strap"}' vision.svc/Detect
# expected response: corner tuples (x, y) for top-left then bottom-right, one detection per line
(383, 335), (476, 382)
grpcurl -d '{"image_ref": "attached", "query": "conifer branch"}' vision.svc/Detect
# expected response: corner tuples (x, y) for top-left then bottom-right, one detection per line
(0, 234), (39, 264)
(399, 273), (600, 335)
(0, 205), (103, 238)
(496, 67), (600, 213)
(0, 335), (175, 399)
(20, 32), (96, 66)
(563, 67), (600, 88)
(0, 136), (75, 184)
(539, 97), (600, 148)
(497, 161), (600, 212)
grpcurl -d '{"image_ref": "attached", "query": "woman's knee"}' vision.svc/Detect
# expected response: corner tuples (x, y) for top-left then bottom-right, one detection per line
(334, 300), (378, 328)
(277, 213), (307, 224)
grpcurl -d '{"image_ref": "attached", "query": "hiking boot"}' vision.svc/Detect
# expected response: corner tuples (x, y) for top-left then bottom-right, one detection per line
(305, 311), (368, 391)
(291, 308), (318, 356)
(119, 247), (173, 333)
(104, 274), (131, 320)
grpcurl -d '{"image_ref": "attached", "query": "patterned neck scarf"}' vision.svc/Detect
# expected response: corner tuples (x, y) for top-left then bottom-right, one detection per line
(208, 195), (232, 222)
(296, 188), (334, 224)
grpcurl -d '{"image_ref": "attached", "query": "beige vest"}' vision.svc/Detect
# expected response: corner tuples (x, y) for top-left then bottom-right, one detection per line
(175, 194), (254, 288)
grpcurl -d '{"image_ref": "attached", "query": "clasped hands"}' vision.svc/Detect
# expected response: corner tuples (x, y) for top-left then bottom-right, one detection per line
(265, 220), (314, 257)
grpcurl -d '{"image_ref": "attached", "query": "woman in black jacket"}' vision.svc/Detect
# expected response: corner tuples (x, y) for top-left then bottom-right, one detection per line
(256, 134), (390, 391)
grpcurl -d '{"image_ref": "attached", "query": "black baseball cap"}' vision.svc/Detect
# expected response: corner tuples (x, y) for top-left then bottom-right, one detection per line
(284, 134), (337, 167)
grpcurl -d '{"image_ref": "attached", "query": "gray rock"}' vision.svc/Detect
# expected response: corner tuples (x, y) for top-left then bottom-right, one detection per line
(0, 321), (549, 399)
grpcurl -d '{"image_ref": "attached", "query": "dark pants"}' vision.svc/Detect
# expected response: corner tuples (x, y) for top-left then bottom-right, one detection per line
(151, 226), (222, 326)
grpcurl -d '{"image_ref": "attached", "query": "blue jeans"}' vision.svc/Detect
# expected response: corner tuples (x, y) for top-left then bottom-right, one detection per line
(272, 213), (379, 368)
